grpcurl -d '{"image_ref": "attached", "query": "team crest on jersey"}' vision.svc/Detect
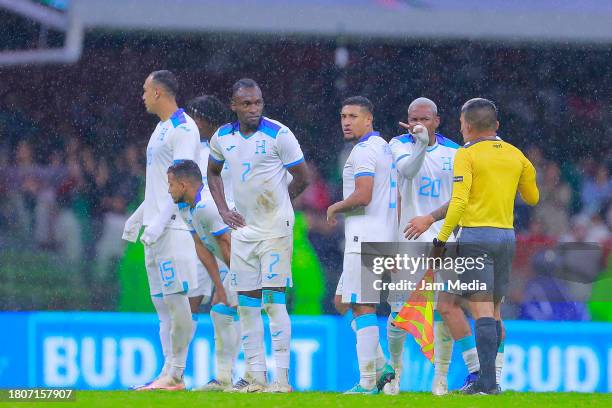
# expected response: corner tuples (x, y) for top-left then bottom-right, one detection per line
(255, 140), (267, 154)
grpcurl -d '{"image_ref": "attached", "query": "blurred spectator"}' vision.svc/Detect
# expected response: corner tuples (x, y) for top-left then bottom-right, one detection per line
(581, 164), (612, 216)
(534, 162), (572, 236)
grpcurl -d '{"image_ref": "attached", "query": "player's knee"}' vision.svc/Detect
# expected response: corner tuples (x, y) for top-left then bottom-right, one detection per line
(436, 300), (456, 320)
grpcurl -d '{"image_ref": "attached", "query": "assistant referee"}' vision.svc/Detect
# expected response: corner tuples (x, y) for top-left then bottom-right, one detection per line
(434, 98), (539, 394)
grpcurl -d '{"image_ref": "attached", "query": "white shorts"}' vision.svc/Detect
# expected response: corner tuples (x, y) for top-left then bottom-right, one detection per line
(337, 252), (377, 305)
(189, 257), (238, 307)
(230, 235), (293, 292)
(144, 228), (198, 296)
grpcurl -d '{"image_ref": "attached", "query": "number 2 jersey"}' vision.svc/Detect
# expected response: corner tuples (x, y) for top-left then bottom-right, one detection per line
(389, 133), (459, 242)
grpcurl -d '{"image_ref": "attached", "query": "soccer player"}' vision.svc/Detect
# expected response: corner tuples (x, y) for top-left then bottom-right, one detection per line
(166, 160), (242, 391)
(185, 96), (242, 391)
(387, 98), (479, 396)
(121, 70), (200, 390)
(327, 96), (397, 395)
(432, 98), (539, 394)
(207, 78), (310, 393)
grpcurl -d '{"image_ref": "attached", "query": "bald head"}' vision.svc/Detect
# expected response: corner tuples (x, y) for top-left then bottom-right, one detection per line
(461, 98), (498, 132)
(408, 97), (438, 116)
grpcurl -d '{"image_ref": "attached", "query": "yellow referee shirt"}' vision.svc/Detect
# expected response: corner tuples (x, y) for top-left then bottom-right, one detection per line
(437, 137), (539, 242)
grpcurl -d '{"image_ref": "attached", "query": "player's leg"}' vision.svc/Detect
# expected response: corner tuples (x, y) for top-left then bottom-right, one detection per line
(341, 253), (392, 394)
(231, 237), (267, 391)
(132, 243), (168, 390)
(260, 236), (293, 393)
(494, 301), (505, 389)
(208, 262), (241, 390)
(155, 229), (199, 389)
(436, 292), (480, 393)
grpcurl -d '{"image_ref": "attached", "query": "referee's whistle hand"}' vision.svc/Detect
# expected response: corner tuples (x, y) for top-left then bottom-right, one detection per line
(404, 214), (435, 240)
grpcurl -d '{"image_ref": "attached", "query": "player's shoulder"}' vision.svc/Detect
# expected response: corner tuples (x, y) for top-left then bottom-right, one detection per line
(435, 133), (460, 150)
(259, 117), (291, 139)
(216, 121), (238, 138)
(391, 133), (415, 145)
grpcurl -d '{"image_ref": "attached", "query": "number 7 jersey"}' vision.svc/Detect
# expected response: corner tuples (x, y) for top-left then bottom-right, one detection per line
(209, 117), (304, 242)
(389, 133), (459, 242)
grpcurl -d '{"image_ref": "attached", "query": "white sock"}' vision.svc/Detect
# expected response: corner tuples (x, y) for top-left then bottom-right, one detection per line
(496, 341), (504, 385)
(387, 313), (406, 374)
(152, 296), (171, 376)
(263, 290), (291, 385)
(458, 334), (480, 374)
(352, 316), (386, 373)
(434, 316), (453, 378)
(211, 305), (240, 384)
(355, 314), (379, 390)
(164, 293), (195, 380)
(238, 295), (266, 384)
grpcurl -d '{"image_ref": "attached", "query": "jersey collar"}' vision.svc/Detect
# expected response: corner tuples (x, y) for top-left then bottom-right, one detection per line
(464, 135), (501, 148)
(191, 184), (205, 209)
(358, 131), (379, 143)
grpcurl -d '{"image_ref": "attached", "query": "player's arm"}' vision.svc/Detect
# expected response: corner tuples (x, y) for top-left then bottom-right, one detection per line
(327, 175), (373, 225)
(437, 149), (472, 243)
(404, 201), (450, 240)
(140, 195), (176, 246)
(287, 161), (310, 200)
(191, 233), (227, 304)
(391, 125), (428, 180)
(277, 128), (310, 199)
(208, 134), (245, 228)
(122, 202), (144, 242)
(213, 231), (231, 267)
(518, 155), (539, 206)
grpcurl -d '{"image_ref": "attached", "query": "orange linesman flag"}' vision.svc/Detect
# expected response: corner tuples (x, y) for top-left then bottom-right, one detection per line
(392, 268), (435, 364)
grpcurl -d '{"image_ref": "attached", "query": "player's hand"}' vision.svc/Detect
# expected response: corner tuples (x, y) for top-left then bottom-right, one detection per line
(140, 222), (164, 246)
(398, 122), (429, 144)
(122, 219), (142, 243)
(404, 214), (435, 240)
(212, 286), (228, 307)
(429, 239), (446, 259)
(326, 203), (339, 226)
(221, 209), (246, 229)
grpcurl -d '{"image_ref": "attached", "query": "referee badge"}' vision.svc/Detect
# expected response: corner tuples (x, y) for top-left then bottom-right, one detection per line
(453, 176), (463, 182)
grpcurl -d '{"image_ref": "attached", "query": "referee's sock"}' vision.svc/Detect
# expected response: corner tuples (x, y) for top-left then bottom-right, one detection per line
(496, 320), (504, 386)
(475, 317), (498, 391)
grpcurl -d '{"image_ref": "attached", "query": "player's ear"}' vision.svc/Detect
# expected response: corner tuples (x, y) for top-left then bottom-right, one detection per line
(495, 121), (500, 131)
(434, 115), (441, 129)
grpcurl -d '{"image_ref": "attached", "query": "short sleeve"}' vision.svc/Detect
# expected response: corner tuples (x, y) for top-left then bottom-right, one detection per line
(276, 128), (304, 168)
(352, 143), (377, 177)
(389, 137), (414, 165)
(171, 123), (200, 163)
(208, 131), (225, 164)
(196, 200), (230, 236)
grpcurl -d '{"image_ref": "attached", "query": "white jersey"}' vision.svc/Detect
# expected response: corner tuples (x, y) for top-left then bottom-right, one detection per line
(177, 185), (230, 260)
(389, 133), (459, 242)
(342, 132), (398, 253)
(199, 140), (234, 205)
(209, 117), (304, 241)
(144, 108), (200, 229)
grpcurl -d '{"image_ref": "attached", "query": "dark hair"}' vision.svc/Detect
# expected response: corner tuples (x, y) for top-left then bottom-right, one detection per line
(186, 95), (230, 127)
(461, 98), (498, 131)
(232, 78), (260, 97)
(341, 96), (374, 115)
(167, 160), (202, 184)
(150, 70), (179, 97)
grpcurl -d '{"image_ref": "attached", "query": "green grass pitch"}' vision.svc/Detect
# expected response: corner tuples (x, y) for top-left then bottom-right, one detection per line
(10, 391), (611, 408)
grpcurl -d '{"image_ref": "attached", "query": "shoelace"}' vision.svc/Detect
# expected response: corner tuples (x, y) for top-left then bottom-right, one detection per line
(233, 378), (249, 389)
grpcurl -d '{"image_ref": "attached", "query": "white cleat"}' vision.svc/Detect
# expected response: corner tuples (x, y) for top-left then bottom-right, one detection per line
(431, 375), (448, 396)
(383, 374), (401, 395)
(264, 381), (293, 393)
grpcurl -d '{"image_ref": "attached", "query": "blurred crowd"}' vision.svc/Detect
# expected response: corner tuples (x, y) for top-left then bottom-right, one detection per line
(0, 35), (610, 317)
